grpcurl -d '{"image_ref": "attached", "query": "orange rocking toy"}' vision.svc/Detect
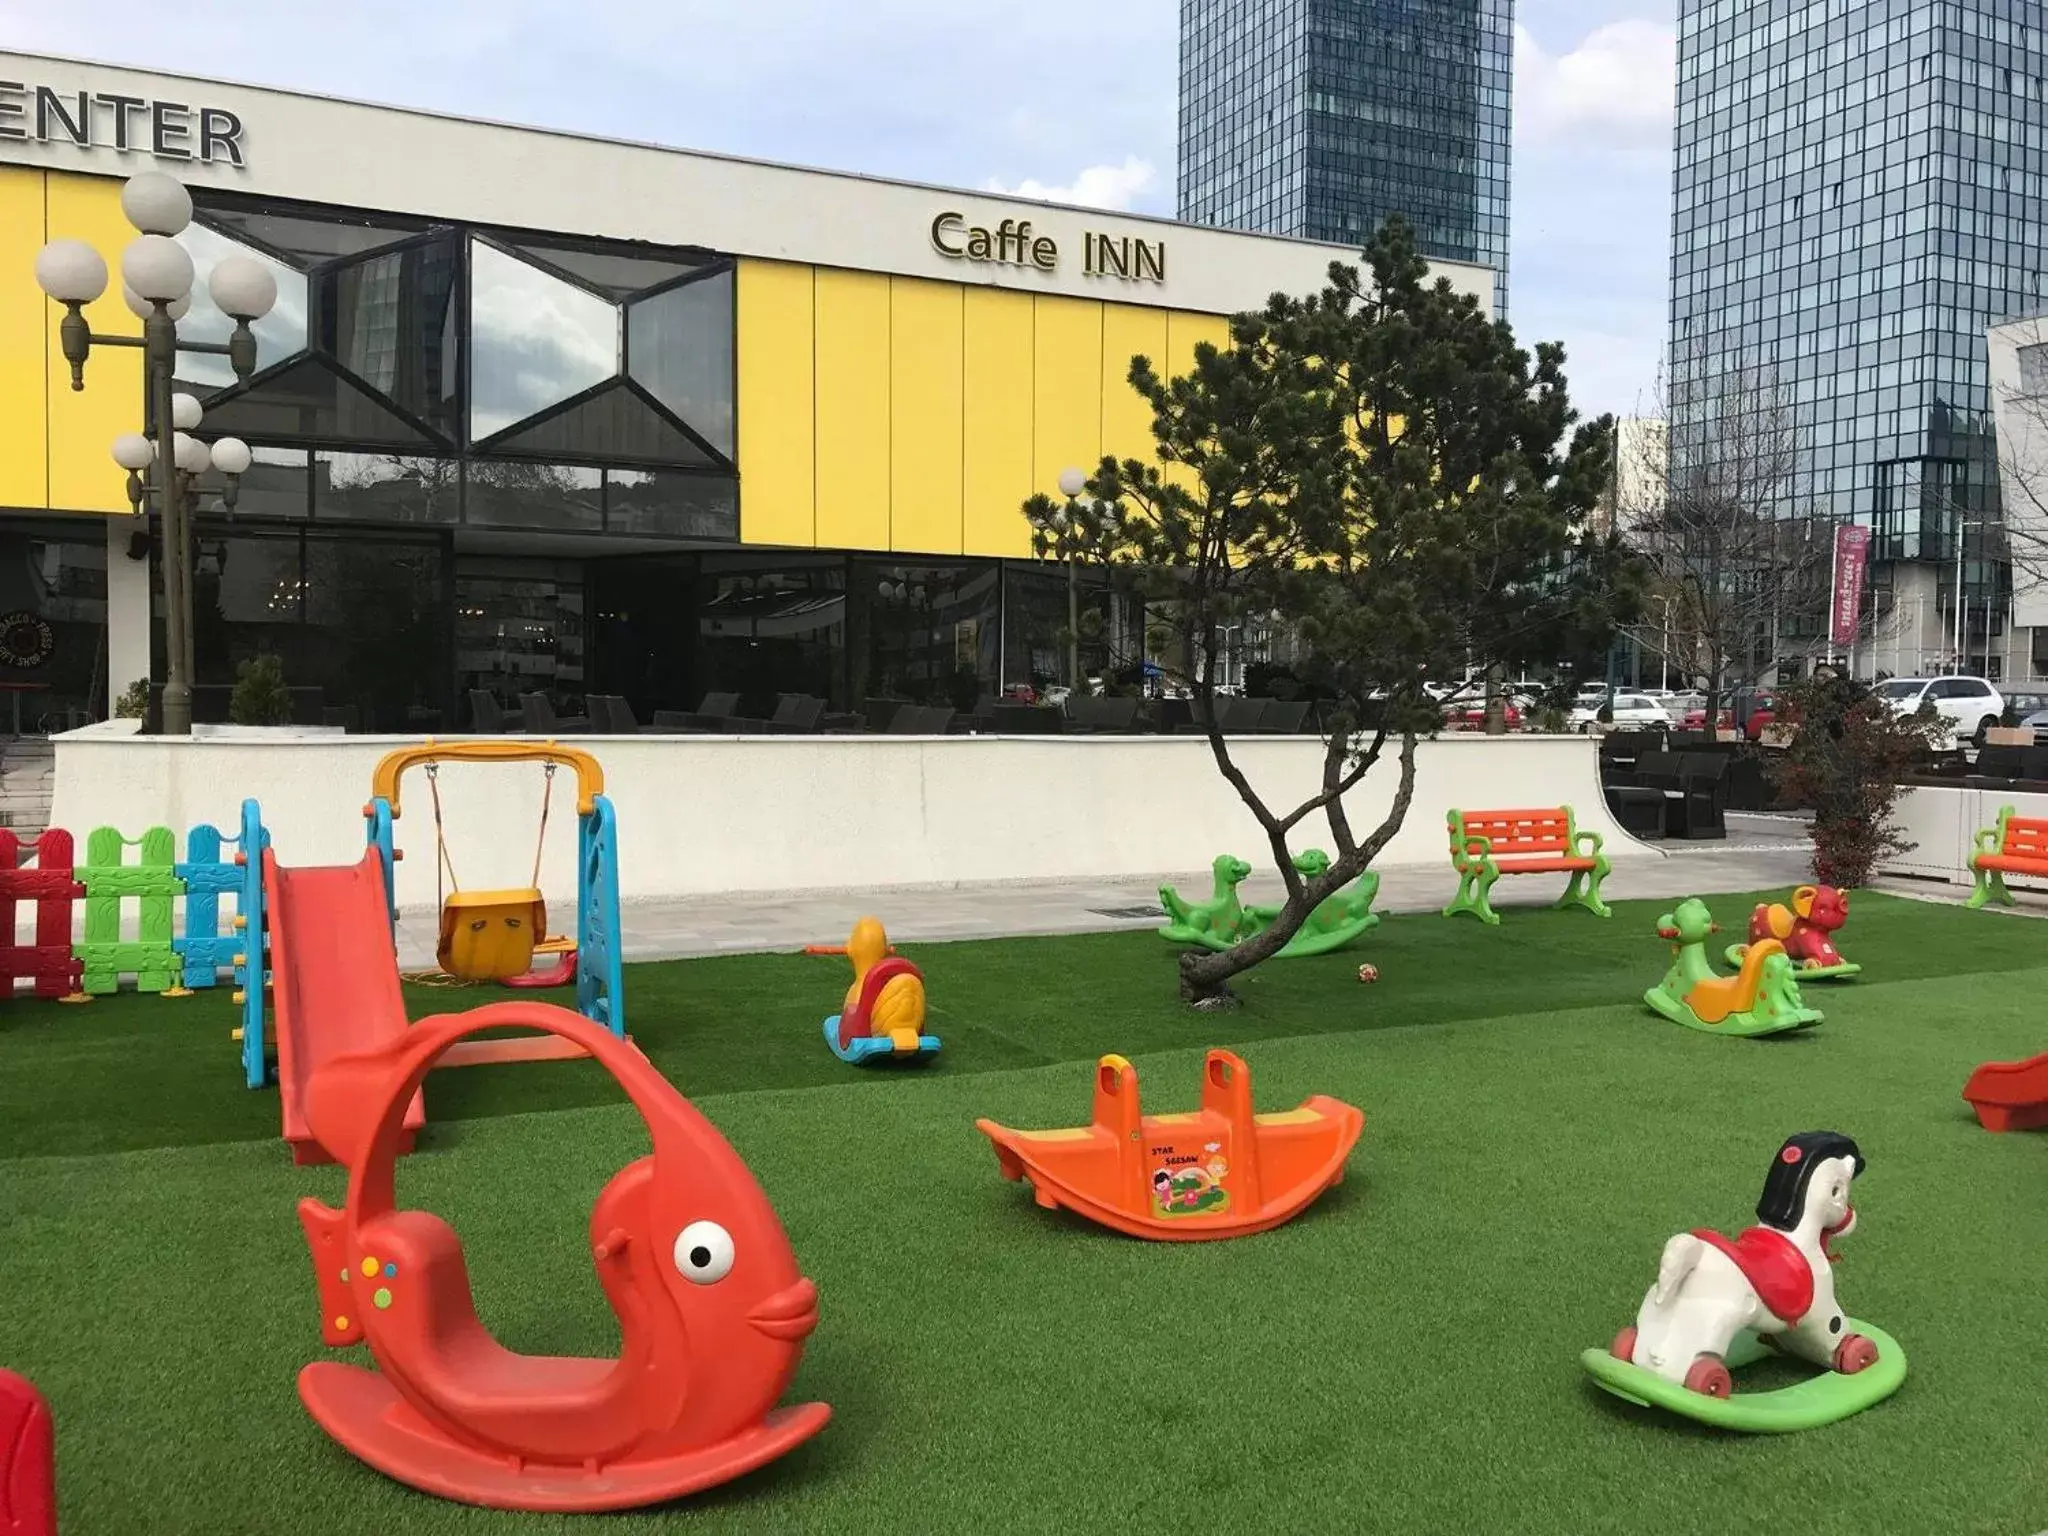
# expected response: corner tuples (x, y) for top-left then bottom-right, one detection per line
(294, 1002), (829, 1512)
(975, 1050), (1363, 1241)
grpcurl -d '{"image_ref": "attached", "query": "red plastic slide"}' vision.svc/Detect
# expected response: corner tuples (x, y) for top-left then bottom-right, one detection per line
(0, 1367), (55, 1536)
(266, 848), (425, 1165)
(1962, 1052), (2048, 1132)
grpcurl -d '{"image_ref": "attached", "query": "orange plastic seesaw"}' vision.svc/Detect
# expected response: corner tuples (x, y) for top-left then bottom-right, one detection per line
(975, 1049), (1363, 1241)
(294, 1002), (828, 1512)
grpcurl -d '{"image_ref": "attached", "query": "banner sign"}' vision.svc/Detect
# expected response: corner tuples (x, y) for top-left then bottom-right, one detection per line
(1830, 523), (1870, 647)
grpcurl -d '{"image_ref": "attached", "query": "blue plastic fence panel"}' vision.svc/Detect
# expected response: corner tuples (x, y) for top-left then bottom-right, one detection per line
(235, 799), (271, 1089)
(577, 795), (627, 1038)
(173, 823), (244, 989)
(366, 798), (397, 933)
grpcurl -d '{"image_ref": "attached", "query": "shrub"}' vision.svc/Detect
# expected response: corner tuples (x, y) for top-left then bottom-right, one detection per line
(1766, 672), (1943, 887)
(112, 678), (149, 720)
(229, 653), (293, 726)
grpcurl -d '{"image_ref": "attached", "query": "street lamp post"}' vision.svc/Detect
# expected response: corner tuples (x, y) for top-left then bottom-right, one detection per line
(1024, 467), (1122, 694)
(34, 171), (276, 735)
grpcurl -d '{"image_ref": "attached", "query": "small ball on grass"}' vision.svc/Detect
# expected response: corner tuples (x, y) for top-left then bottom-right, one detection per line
(1357, 963), (1379, 983)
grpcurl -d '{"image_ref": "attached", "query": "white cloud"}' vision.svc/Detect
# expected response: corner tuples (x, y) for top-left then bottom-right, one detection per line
(1515, 19), (1675, 147)
(986, 157), (1159, 212)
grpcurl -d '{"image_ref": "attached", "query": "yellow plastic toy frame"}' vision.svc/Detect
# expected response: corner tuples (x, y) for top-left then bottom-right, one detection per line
(368, 740), (606, 819)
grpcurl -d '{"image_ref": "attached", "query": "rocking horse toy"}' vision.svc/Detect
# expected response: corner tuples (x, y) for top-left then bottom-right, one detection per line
(1725, 885), (1861, 980)
(1581, 1131), (1907, 1433)
(295, 1002), (830, 1511)
(1644, 898), (1824, 1037)
(821, 917), (939, 1064)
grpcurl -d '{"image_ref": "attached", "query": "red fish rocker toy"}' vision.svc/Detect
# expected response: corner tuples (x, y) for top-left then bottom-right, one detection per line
(1726, 885), (1860, 980)
(976, 1049), (1362, 1241)
(294, 1002), (829, 1512)
(1582, 1131), (1906, 1433)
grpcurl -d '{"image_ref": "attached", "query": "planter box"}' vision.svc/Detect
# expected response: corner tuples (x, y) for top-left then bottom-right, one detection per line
(1985, 726), (2038, 747)
(1716, 729), (1745, 743)
(1758, 724), (1797, 748)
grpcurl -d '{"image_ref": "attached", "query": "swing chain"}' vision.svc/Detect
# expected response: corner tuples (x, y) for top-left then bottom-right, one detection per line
(532, 762), (557, 890)
(425, 760), (460, 910)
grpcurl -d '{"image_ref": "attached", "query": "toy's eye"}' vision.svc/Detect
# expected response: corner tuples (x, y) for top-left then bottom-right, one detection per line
(673, 1221), (735, 1284)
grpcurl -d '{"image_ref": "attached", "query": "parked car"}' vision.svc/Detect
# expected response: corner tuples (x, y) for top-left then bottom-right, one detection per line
(1998, 689), (2048, 727)
(1873, 676), (2005, 744)
(1567, 693), (1670, 733)
(1444, 700), (1523, 730)
(1681, 693), (1778, 741)
(2020, 708), (2048, 734)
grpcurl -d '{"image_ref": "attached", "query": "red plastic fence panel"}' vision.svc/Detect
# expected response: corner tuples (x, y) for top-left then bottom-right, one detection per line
(0, 829), (82, 1001)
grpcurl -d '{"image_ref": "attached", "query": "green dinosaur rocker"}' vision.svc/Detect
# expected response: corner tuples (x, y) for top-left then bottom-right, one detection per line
(1644, 897), (1824, 1038)
(1160, 850), (1379, 958)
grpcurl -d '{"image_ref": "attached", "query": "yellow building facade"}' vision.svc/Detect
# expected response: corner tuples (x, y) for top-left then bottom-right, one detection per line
(0, 52), (1492, 729)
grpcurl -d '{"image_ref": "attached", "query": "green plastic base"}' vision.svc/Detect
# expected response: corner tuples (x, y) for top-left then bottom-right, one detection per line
(1581, 1319), (1906, 1433)
(1643, 987), (1824, 1037)
(1723, 944), (1861, 981)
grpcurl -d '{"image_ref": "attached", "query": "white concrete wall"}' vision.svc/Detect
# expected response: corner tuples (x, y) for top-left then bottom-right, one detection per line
(48, 731), (1652, 911)
(1885, 783), (2048, 892)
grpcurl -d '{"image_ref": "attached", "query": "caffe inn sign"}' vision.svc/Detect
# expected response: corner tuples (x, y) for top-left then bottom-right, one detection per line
(929, 211), (1167, 284)
(0, 78), (247, 165)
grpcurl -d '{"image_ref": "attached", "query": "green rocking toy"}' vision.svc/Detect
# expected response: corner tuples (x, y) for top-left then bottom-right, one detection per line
(1158, 850), (1379, 958)
(1644, 898), (1823, 1037)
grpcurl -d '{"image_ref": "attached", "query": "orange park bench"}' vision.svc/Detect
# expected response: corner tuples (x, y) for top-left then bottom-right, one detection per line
(1443, 805), (1612, 926)
(1967, 804), (2048, 909)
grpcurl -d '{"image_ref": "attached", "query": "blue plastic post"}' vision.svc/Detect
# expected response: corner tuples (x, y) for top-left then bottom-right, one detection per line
(576, 795), (627, 1038)
(236, 799), (271, 1089)
(365, 799), (397, 932)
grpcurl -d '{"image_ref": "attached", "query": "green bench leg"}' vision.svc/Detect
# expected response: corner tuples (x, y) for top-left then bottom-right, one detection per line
(1443, 864), (1502, 926)
(1557, 853), (1613, 919)
(1966, 866), (2014, 910)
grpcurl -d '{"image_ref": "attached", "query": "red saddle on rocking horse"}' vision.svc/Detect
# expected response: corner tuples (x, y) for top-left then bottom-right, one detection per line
(295, 1002), (829, 1512)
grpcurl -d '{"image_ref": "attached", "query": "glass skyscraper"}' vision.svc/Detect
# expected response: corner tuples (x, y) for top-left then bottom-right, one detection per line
(1671, 0), (2048, 671)
(1178, 0), (1513, 312)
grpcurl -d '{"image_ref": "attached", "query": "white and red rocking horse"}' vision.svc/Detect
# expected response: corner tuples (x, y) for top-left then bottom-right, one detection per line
(1612, 1131), (1874, 1397)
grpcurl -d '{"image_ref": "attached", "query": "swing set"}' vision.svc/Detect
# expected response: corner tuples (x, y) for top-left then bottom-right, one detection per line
(364, 741), (626, 1061)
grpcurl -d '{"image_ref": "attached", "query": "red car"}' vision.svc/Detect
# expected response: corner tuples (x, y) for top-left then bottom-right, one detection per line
(1681, 698), (1776, 740)
(1444, 701), (1522, 731)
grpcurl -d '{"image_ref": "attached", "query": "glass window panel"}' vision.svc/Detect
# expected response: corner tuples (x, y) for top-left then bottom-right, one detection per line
(314, 452), (460, 522)
(174, 223), (308, 391)
(693, 554), (846, 708)
(509, 240), (704, 301)
(605, 469), (737, 540)
(468, 240), (618, 441)
(195, 356), (439, 449)
(316, 237), (461, 442)
(484, 382), (717, 465)
(302, 533), (449, 731)
(854, 558), (1000, 710)
(196, 205), (430, 264)
(455, 557), (586, 712)
(0, 527), (108, 729)
(228, 446), (311, 520)
(626, 270), (735, 459)
(463, 459), (602, 531)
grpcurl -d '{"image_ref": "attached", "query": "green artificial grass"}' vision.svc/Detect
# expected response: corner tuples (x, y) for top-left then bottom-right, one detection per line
(3, 890), (2048, 1533)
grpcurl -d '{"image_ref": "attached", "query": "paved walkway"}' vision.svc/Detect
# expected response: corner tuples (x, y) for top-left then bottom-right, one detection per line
(393, 814), (1825, 967)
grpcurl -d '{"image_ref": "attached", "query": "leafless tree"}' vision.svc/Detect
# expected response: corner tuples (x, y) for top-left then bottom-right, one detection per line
(1614, 341), (1834, 723)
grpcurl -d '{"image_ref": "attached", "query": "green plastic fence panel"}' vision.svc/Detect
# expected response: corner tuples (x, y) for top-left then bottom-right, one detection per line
(75, 825), (184, 995)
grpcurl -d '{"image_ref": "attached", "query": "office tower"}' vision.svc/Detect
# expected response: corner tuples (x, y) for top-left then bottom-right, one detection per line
(1671, 0), (2048, 677)
(1178, 0), (1513, 313)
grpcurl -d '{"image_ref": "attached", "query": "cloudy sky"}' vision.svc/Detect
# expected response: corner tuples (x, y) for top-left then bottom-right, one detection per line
(6, 0), (1674, 421)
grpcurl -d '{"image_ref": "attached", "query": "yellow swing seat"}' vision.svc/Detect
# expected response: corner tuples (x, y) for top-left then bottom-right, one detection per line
(437, 888), (548, 982)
